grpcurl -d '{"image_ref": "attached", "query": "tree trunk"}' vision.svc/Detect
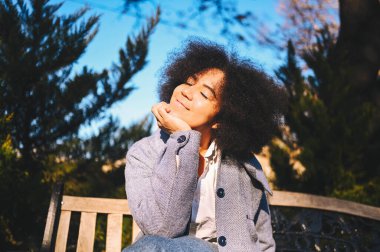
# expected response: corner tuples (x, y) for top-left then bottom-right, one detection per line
(332, 0), (380, 103)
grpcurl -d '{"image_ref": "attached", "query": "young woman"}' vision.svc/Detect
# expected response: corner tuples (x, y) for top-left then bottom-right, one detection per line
(124, 39), (286, 252)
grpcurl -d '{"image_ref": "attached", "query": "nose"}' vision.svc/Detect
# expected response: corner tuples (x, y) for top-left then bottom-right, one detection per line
(181, 85), (193, 100)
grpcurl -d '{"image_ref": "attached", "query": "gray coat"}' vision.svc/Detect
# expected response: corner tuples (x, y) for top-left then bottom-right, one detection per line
(125, 130), (275, 251)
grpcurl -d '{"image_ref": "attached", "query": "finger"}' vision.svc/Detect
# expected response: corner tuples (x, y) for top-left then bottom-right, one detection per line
(164, 104), (171, 113)
(159, 101), (170, 111)
(151, 104), (163, 122)
(157, 102), (170, 114)
(152, 102), (167, 114)
(152, 111), (164, 127)
(157, 101), (168, 108)
(157, 105), (172, 122)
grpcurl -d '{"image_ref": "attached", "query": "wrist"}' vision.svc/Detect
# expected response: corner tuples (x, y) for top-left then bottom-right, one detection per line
(180, 126), (191, 131)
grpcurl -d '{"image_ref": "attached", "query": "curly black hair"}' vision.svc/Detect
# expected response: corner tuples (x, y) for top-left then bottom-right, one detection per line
(158, 38), (287, 161)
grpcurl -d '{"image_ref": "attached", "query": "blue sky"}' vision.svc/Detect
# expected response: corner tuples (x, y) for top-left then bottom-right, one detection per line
(51, 0), (283, 136)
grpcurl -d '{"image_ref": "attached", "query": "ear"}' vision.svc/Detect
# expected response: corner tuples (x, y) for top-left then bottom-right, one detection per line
(211, 122), (220, 129)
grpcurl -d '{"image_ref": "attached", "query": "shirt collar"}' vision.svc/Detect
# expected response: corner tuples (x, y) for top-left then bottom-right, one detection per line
(204, 140), (217, 159)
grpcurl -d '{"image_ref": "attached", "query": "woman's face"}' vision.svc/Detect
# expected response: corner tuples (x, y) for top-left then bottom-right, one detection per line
(169, 68), (224, 131)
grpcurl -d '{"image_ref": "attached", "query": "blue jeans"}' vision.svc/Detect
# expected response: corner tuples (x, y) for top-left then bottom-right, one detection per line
(123, 235), (218, 252)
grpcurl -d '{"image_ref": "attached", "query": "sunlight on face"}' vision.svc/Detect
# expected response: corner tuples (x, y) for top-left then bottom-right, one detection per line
(169, 68), (224, 131)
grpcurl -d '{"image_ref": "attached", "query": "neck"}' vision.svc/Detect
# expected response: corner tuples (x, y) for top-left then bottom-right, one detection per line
(198, 127), (213, 156)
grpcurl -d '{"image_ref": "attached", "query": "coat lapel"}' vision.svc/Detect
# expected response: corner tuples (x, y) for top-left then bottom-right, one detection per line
(242, 156), (273, 195)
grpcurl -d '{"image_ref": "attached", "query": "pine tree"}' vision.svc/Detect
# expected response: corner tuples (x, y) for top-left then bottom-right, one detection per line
(269, 0), (380, 206)
(270, 27), (380, 205)
(0, 0), (159, 249)
(49, 116), (153, 199)
(0, 0), (158, 169)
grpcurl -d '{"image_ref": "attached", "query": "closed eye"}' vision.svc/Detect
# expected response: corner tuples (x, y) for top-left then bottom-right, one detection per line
(201, 92), (208, 99)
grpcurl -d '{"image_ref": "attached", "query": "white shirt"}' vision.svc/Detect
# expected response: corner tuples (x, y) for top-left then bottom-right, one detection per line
(189, 140), (221, 241)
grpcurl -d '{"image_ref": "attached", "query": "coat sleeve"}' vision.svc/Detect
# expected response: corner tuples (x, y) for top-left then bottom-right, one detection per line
(124, 130), (201, 238)
(255, 192), (276, 252)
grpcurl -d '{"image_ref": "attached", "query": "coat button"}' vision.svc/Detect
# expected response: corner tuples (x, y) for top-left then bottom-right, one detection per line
(216, 188), (225, 198)
(177, 135), (186, 143)
(252, 233), (258, 242)
(218, 236), (227, 246)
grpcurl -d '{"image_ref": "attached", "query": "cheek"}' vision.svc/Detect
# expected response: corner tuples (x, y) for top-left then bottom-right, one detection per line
(193, 101), (219, 118)
(171, 86), (183, 98)
(169, 89), (178, 102)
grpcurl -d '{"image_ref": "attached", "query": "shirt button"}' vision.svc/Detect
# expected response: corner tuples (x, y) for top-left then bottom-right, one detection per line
(218, 236), (227, 246)
(177, 135), (186, 143)
(216, 188), (225, 198)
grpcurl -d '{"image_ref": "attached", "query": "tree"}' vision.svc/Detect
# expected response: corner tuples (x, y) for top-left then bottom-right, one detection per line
(49, 116), (153, 199)
(270, 0), (380, 205)
(0, 0), (158, 169)
(270, 0), (339, 52)
(121, 0), (339, 50)
(0, 0), (159, 249)
(122, 0), (266, 45)
(0, 113), (19, 248)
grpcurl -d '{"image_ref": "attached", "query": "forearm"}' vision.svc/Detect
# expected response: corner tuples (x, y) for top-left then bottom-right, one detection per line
(125, 130), (201, 237)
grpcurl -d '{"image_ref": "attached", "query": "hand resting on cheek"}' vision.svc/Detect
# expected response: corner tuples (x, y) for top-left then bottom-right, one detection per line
(151, 101), (192, 134)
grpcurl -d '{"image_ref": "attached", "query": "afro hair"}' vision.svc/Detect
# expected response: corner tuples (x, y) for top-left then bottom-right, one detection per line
(158, 38), (287, 161)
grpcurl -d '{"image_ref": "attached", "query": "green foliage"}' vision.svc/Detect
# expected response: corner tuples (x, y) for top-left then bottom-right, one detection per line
(0, 113), (49, 249)
(0, 0), (158, 164)
(0, 114), (19, 248)
(332, 177), (380, 206)
(269, 143), (298, 191)
(51, 116), (153, 198)
(0, 0), (159, 250)
(270, 28), (380, 206)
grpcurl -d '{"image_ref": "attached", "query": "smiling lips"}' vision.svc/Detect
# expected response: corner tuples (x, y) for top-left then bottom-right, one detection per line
(175, 99), (190, 110)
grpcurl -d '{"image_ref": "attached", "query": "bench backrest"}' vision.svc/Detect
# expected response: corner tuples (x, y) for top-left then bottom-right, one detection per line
(42, 183), (380, 251)
(41, 183), (141, 252)
(55, 196), (140, 252)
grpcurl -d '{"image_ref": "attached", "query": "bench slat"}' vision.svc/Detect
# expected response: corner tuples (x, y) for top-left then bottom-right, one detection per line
(106, 214), (123, 252)
(62, 196), (131, 215)
(55, 210), (71, 252)
(77, 212), (97, 252)
(269, 190), (380, 221)
(132, 220), (141, 243)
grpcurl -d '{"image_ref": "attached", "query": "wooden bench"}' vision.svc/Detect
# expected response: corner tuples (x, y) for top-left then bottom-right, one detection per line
(41, 182), (380, 251)
(41, 182), (140, 252)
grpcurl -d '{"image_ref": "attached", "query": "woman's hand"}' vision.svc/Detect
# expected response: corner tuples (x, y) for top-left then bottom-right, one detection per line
(151, 102), (191, 134)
